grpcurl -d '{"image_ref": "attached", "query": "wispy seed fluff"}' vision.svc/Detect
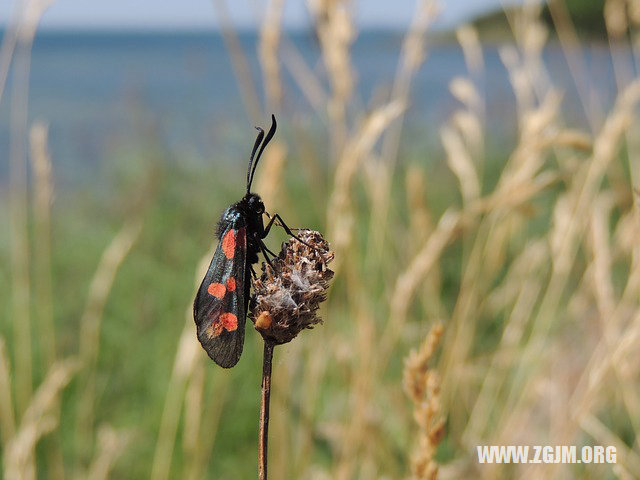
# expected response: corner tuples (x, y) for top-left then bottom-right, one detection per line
(251, 230), (334, 345)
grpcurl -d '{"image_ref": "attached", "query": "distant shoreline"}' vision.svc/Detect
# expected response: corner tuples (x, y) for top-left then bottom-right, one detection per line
(0, 27), (611, 47)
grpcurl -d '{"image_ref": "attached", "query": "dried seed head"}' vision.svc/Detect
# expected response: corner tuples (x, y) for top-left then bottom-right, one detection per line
(251, 230), (334, 345)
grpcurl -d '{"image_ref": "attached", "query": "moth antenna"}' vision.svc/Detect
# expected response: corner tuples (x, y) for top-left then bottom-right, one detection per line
(247, 114), (277, 193)
(247, 127), (265, 194)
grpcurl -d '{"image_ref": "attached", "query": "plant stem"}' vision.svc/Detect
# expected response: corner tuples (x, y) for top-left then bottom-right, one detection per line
(258, 341), (274, 480)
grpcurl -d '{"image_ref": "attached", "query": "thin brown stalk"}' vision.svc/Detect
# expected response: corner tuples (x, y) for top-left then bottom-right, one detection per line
(258, 342), (275, 480)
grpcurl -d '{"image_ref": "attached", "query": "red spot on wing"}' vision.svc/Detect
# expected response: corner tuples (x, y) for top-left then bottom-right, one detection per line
(207, 312), (238, 338)
(207, 283), (226, 299)
(219, 313), (238, 331)
(222, 229), (236, 259)
(226, 277), (236, 291)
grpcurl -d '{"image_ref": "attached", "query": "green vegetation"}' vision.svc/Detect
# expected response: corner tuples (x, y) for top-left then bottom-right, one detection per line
(475, 0), (608, 39)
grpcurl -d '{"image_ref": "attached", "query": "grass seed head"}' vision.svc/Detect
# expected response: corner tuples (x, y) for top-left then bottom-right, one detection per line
(251, 229), (334, 345)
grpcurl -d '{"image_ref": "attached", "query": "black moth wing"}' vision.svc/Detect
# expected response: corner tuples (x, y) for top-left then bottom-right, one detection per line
(193, 210), (248, 368)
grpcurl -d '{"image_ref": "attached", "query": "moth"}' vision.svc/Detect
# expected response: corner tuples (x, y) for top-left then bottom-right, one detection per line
(193, 115), (293, 368)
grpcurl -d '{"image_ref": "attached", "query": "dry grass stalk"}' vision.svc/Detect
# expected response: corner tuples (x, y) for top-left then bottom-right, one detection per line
(307, 0), (354, 156)
(370, 0), (437, 259)
(456, 25), (483, 75)
(0, 338), (17, 448)
(86, 425), (131, 480)
(182, 360), (205, 463)
(381, 0), (438, 166)
(183, 371), (231, 480)
(449, 78), (483, 153)
(4, 358), (79, 480)
(403, 324), (445, 480)
(29, 121), (65, 480)
(405, 166), (445, 321)
(605, 0), (629, 39)
(4, 417), (57, 480)
(0, 0), (56, 102)
(151, 308), (204, 480)
(254, 141), (287, 213)
(442, 7), (572, 456)
(463, 240), (548, 444)
(559, 195), (640, 453)
(292, 339), (328, 477)
(580, 414), (640, 475)
(327, 100), (404, 269)
(29, 122), (56, 366)
(440, 120), (480, 205)
(7, 0), (58, 427)
(547, 0), (604, 128)
(9, 6), (35, 423)
(488, 87), (640, 476)
(259, 0), (284, 112)
(152, 253), (228, 480)
(75, 218), (143, 459)
(0, 7), (19, 103)
(211, 0), (261, 123)
(405, 164), (433, 248)
(381, 210), (460, 368)
(280, 36), (329, 114)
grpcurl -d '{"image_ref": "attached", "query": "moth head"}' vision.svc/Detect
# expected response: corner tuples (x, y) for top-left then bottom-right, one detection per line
(245, 193), (265, 215)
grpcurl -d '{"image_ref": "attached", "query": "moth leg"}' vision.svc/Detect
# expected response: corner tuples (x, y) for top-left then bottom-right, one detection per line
(264, 245), (278, 257)
(258, 239), (274, 269)
(263, 213), (278, 236)
(264, 212), (313, 249)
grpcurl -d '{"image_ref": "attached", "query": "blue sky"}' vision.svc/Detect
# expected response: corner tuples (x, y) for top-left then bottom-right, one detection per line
(0, 0), (521, 30)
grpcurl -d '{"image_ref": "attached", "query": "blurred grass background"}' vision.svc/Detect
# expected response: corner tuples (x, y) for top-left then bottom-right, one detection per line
(2, 0), (640, 478)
